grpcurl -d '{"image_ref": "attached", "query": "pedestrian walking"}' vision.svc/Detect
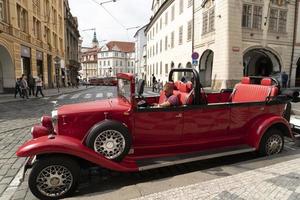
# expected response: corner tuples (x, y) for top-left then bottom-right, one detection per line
(28, 74), (35, 96)
(20, 75), (29, 99)
(152, 74), (157, 92)
(14, 78), (22, 98)
(281, 71), (289, 88)
(35, 75), (44, 97)
(76, 77), (80, 89)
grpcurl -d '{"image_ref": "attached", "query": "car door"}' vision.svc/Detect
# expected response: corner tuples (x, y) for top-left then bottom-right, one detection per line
(182, 104), (231, 151)
(134, 107), (183, 155)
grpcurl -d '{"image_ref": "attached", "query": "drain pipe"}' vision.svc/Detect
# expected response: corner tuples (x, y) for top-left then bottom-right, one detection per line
(289, 0), (299, 87)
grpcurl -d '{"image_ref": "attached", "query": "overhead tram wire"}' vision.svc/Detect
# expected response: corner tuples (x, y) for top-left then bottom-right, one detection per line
(90, 0), (127, 30)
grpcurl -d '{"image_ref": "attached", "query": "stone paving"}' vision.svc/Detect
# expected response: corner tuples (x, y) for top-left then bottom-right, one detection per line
(135, 158), (300, 200)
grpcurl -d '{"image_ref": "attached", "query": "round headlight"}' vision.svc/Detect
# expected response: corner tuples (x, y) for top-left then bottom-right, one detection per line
(51, 110), (58, 127)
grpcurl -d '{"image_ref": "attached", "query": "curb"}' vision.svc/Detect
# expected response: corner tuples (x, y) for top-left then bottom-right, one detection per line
(0, 86), (95, 104)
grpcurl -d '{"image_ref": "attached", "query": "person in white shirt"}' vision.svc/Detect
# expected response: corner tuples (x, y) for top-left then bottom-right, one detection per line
(35, 75), (44, 97)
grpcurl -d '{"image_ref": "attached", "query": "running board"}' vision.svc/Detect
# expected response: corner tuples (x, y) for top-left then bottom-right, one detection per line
(137, 145), (256, 171)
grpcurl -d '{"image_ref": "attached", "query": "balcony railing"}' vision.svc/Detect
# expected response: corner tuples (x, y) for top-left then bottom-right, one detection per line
(0, 21), (12, 35)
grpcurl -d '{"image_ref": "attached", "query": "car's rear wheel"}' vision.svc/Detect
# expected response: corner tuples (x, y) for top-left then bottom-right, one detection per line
(29, 155), (80, 200)
(259, 128), (284, 156)
(86, 121), (131, 162)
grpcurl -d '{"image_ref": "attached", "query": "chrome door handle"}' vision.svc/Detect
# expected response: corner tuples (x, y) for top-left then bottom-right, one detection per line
(175, 113), (183, 118)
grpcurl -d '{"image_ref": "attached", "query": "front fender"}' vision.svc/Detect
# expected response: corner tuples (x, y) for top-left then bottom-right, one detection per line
(16, 135), (138, 172)
(246, 114), (292, 149)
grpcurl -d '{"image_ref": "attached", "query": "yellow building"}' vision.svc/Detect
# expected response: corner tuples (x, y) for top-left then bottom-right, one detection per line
(0, 0), (65, 93)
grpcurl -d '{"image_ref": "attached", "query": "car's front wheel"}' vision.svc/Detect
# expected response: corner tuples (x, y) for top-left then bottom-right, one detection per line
(86, 121), (131, 162)
(259, 128), (284, 156)
(29, 155), (80, 200)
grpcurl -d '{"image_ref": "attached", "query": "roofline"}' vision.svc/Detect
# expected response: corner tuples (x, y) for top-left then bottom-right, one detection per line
(145, 0), (174, 33)
(133, 24), (148, 38)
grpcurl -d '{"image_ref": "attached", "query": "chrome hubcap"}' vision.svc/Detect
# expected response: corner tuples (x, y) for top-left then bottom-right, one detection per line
(266, 134), (283, 155)
(94, 130), (125, 159)
(36, 165), (73, 197)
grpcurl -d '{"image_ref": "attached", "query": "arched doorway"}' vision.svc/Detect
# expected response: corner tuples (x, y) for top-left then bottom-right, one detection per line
(243, 48), (281, 76)
(199, 50), (214, 87)
(296, 58), (300, 87)
(0, 45), (14, 93)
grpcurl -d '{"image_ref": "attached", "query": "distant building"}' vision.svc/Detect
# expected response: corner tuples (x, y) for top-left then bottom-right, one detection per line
(194, 0), (299, 89)
(145, 0), (193, 86)
(81, 32), (99, 81)
(293, 0), (300, 86)
(98, 41), (135, 77)
(134, 25), (147, 79)
(64, 0), (80, 86)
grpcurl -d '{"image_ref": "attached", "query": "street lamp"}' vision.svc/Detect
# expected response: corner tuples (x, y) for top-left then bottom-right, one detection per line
(54, 56), (61, 93)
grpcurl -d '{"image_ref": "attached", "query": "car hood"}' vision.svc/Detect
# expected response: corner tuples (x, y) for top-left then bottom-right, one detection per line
(56, 98), (131, 140)
(59, 99), (113, 115)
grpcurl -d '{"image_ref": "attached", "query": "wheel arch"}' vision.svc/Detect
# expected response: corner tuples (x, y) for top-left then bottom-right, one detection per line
(247, 115), (292, 149)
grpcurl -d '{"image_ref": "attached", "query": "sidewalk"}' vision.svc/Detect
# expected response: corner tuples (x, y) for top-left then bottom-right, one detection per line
(0, 86), (93, 103)
(135, 157), (300, 200)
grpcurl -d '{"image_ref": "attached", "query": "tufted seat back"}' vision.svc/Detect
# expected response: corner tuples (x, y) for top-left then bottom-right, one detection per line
(231, 77), (278, 103)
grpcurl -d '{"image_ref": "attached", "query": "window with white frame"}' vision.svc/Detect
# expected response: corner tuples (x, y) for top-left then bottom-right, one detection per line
(160, 39), (162, 52)
(179, 26), (183, 45)
(160, 18), (162, 30)
(171, 31), (175, 48)
(171, 5), (175, 21)
(187, 20), (192, 41)
(165, 35), (168, 50)
(269, 8), (287, 33)
(179, 0), (183, 14)
(242, 4), (263, 29)
(165, 12), (168, 26)
(202, 11), (208, 34)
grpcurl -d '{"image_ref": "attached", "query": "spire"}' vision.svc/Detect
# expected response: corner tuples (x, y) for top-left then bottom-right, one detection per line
(92, 31), (99, 47)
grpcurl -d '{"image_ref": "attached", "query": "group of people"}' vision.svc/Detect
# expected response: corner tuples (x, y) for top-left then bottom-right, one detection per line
(14, 74), (44, 99)
(151, 74), (163, 92)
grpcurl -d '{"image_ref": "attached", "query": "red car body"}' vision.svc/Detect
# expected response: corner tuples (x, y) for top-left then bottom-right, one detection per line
(16, 69), (297, 199)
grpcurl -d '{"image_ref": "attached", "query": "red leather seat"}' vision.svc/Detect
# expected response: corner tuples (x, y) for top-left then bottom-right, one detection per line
(231, 77), (278, 103)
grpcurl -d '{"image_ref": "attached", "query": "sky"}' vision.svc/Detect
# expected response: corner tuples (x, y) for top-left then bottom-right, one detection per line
(69, 0), (153, 47)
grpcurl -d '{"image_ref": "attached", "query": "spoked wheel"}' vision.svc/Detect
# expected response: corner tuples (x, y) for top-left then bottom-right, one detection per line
(86, 121), (131, 162)
(29, 156), (80, 200)
(94, 130), (126, 160)
(259, 128), (284, 156)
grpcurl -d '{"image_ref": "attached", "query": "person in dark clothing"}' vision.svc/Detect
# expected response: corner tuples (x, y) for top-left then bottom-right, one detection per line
(14, 78), (22, 98)
(28, 74), (35, 96)
(281, 71), (288, 88)
(152, 74), (157, 92)
(181, 76), (187, 83)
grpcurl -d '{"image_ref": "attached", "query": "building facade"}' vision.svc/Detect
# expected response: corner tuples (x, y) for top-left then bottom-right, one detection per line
(294, 0), (300, 86)
(64, 0), (80, 86)
(98, 41), (135, 77)
(0, 0), (65, 92)
(194, 0), (298, 89)
(145, 0), (193, 86)
(134, 25), (147, 79)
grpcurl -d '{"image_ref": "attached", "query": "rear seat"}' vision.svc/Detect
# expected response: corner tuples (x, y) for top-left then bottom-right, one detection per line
(158, 81), (194, 105)
(231, 77), (278, 103)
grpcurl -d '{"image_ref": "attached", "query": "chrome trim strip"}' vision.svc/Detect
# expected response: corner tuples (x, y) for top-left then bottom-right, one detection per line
(138, 147), (256, 171)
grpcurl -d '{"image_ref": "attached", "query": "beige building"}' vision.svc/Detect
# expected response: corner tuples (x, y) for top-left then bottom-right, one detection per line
(0, 0), (65, 93)
(294, 0), (300, 86)
(194, 0), (298, 89)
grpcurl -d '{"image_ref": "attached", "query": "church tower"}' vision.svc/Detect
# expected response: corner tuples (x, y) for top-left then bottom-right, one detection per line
(92, 31), (99, 47)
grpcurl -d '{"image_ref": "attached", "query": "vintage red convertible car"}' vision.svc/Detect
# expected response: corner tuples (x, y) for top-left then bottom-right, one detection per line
(16, 69), (299, 199)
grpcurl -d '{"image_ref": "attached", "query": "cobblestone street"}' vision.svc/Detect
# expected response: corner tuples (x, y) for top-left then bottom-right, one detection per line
(135, 157), (300, 200)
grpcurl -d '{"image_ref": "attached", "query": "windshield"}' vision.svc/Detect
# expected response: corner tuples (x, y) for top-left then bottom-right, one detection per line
(117, 78), (131, 102)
